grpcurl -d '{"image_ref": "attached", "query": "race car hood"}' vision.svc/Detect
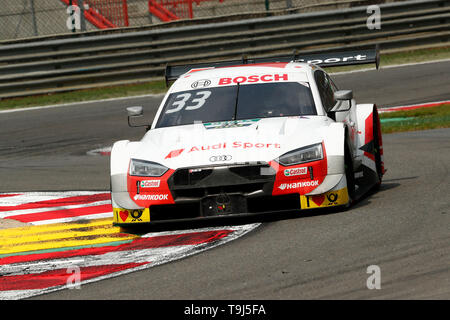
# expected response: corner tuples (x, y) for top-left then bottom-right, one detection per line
(131, 116), (331, 169)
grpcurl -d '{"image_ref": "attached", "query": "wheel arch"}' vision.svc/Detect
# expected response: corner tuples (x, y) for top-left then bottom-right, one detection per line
(355, 103), (385, 180)
(322, 122), (346, 175)
(110, 140), (142, 210)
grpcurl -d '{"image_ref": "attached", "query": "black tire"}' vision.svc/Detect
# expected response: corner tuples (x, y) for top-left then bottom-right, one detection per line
(373, 109), (383, 184)
(344, 143), (356, 205)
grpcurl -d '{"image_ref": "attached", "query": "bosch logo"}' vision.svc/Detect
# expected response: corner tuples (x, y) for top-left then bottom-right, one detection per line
(209, 155), (232, 162)
(191, 79), (211, 88)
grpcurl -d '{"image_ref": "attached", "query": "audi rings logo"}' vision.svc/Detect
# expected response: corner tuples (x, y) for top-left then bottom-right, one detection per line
(191, 79), (211, 88)
(209, 155), (232, 162)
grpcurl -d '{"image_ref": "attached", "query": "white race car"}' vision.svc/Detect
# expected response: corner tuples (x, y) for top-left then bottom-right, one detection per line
(110, 48), (385, 225)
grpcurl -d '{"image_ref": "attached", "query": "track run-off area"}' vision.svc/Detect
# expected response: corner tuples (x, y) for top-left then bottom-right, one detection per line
(0, 192), (258, 299)
(0, 60), (449, 300)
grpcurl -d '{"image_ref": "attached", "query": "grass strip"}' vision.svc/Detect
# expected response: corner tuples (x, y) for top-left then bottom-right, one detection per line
(0, 81), (166, 111)
(379, 103), (450, 134)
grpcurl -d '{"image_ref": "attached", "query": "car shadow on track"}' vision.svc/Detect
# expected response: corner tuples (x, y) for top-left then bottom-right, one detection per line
(351, 181), (401, 210)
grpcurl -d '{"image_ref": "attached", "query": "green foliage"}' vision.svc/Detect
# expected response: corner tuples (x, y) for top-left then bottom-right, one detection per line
(380, 104), (450, 133)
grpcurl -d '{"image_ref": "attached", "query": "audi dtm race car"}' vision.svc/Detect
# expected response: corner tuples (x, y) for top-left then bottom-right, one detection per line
(110, 48), (385, 226)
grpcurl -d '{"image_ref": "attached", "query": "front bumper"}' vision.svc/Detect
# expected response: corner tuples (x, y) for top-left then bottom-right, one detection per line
(112, 161), (349, 226)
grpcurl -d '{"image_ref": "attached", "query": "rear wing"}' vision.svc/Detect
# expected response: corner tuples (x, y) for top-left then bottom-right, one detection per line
(165, 45), (380, 86)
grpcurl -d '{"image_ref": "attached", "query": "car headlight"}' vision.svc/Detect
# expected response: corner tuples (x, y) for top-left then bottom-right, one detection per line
(129, 159), (168, 177)
(278, 143), (323, 166)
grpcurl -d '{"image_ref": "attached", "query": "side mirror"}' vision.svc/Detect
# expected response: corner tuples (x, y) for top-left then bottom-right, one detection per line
(332, 90), (353, 112)
(334, 90), (353, 101)
(126, 106), (150, 130)
(127, 106), (143, 117)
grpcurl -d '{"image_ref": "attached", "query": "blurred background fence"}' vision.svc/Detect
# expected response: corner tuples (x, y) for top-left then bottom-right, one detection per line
(1, 0), (407, 41)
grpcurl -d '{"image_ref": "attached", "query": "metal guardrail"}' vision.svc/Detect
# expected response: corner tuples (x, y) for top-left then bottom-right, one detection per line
(0, 0), (449, 99)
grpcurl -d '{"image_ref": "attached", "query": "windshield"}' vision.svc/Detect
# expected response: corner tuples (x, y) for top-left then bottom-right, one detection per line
(155, 82), (316, 128)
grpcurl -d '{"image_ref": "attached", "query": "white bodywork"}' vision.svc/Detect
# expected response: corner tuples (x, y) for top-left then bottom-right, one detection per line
(110, 61), (383, 223)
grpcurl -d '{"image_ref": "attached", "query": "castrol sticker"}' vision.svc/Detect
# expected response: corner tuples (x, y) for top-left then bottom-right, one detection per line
(284, 167), (308, 177)
(140, 180), (160, 188)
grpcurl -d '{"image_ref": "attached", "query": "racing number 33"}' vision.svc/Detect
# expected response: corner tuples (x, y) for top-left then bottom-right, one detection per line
(165, 91), (212, 114)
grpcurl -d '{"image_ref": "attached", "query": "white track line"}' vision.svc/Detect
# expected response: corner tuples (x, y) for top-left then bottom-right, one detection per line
(0, 93), (165, 114)
(329, 57), (450, 75)
(378, 100), (450, 113)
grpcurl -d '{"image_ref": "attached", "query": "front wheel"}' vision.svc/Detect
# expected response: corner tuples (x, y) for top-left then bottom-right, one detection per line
(373, 108), (384, 185)
(344, 143), (356, 206)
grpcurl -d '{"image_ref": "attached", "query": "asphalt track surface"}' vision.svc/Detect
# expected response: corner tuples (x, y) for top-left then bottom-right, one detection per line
(0, 60), (449, 299)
